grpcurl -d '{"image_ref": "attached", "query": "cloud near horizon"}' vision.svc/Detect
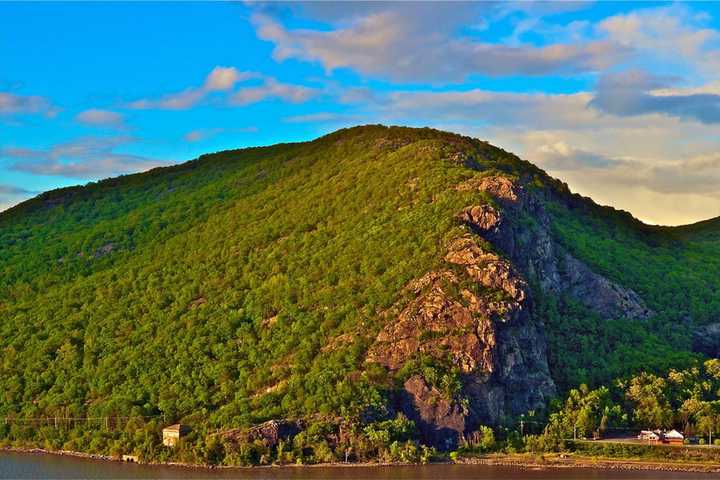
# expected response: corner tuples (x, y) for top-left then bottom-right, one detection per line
(183, 126), (258, 142)
(1, 136), (167, 178)
(0, 184), (38, 213)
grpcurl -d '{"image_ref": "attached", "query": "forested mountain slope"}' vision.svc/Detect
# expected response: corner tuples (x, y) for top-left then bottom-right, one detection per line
(1, 125), (718, 461)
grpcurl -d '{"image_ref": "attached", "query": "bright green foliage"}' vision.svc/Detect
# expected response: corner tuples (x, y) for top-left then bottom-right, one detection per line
(532, 360), (720, 452)
(549, 201), (720, 328)
(541, 195), (720, 389)
(621, 360), (720, 435)
(460, 425), (495, 452)
(0, 127), (489, 422)
(548, 384), (623, 439)
(1, 125), (719, 463)
(0, 126), (534, 460)
(623, 372), (675, 428)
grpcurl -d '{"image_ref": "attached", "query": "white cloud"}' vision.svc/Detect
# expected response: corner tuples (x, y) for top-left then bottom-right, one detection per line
(75, 109), (125, 127)
(130, 66), (253, 110)
(534, 141), (618, 170)
(597, 5), (720, 75)
(129, 88), (204, 111)
(342, 87), (599, 131)
(204, 66), (251, 91)
(252, 5), (631, 82)
(230, 78), (315, 105)
(130, 66), (314, 110)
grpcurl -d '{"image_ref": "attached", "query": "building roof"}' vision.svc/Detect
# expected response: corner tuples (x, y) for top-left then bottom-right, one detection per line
(665, 429), (684, 439)
(163, 423), (189, 433)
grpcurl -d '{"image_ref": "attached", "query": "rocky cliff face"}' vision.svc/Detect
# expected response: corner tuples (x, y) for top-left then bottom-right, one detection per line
(693, 323), (720, 357)
(458, 176), (652, 321)
(366, 173), (653, 450)
(367, 200), (556, 449)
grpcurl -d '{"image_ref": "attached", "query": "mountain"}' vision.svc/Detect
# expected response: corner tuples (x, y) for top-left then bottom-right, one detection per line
(1, 125), (719, 459)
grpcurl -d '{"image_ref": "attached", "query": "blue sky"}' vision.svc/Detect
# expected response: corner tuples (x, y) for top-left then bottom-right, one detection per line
(2, 1), (720, 225)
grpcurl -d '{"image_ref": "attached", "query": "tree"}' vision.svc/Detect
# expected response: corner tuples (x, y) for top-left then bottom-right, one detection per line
(624, 373), (673, 429)
(556, 385), (621, 439)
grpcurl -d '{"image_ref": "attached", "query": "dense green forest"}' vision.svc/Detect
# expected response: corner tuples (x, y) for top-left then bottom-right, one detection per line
(1, 125), (718, 465)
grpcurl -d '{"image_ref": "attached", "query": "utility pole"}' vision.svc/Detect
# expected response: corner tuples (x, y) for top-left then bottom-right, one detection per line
(574, 422), (578, 441)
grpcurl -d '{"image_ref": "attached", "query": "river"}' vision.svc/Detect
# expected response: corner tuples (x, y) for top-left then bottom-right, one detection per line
(1, 451), (717, 479)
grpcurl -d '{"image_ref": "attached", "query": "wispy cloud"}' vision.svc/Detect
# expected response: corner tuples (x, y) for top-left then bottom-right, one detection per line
(230, 78), (315, 105)
(184, 129), (218, 142)
(130, 66), (255, 110)
(1, 136), (167, 178)
(183, 126), (257, 143)
(75, 108), (125, 128)
(283, 111), (363, 124)
(0, 92), (59, 117)
(340, 87), (596, 130)
(0, 184), (36, 195)
(130, 66), (315, 110)
(534, 141), (619, 171)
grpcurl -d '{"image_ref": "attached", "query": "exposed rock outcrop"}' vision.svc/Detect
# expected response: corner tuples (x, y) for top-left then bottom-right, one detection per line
(221, 419), (301, 448)
(459, 175), (652, 321)
(367, 234), (555, 449)
(401, 375), (468, 451)
(457, 206), (503, 240)
(366, 174), (654, 450)
(693, 323), (720, 357)
(93, 243), (115, 258)
(445, 236), (527, 305)
(367, 268), (495, 374)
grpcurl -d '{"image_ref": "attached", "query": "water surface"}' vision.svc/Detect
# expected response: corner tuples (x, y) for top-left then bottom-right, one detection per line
(1, 451), (716, 479)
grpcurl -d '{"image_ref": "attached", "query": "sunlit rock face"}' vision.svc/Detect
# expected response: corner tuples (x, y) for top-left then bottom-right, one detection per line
(368, 174), (655, 450)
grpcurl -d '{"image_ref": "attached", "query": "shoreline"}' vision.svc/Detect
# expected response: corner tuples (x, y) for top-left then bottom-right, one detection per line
(3, 446), (720, 474)
(0, 446), (422, 471)
(458, 453), (720, 474)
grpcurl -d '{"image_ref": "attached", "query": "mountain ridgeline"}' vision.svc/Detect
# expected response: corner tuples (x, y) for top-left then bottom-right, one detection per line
(1, 126), (719, 460)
